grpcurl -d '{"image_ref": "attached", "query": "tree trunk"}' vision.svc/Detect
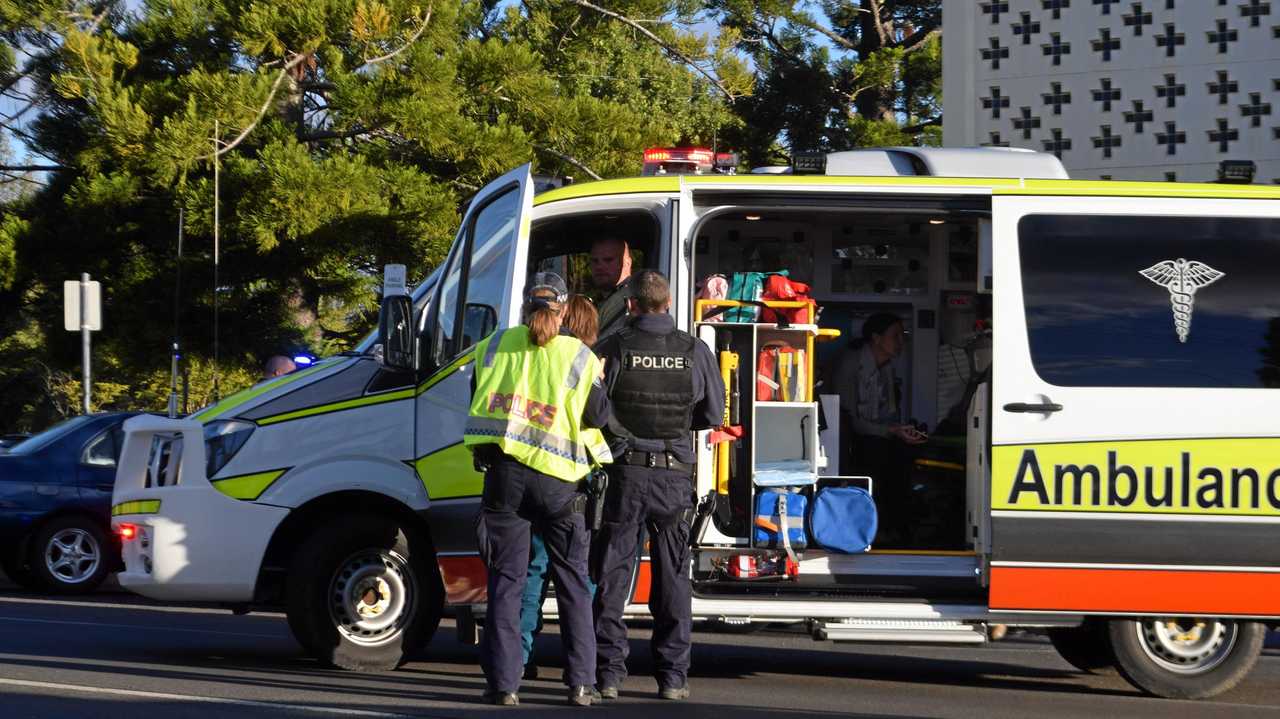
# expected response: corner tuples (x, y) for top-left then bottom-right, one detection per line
(854, 0), (895, 122)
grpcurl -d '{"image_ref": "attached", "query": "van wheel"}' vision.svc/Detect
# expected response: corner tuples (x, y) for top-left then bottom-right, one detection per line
(285, 514), (444, 671)
(1108, 617), (1264, 699)
(1047, 622), (1116, 674)
(29, 516), (110, 594)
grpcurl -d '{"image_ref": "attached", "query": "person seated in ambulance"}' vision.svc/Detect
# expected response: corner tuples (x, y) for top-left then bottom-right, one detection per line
(832, 313), (924, 544)
(589, 237), (633, 340)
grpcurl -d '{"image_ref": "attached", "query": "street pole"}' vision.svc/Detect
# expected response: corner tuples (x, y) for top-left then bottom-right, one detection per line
(80, 272), (91, 414)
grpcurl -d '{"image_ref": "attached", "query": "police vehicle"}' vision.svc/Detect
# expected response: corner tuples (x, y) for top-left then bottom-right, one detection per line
(112, 147), (1280, 698)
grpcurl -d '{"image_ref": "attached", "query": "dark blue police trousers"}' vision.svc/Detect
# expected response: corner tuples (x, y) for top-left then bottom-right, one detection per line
(476, 456), (595, 693)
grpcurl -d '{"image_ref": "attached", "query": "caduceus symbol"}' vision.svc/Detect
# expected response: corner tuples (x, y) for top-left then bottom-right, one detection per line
(1139, 258), (1225, 343)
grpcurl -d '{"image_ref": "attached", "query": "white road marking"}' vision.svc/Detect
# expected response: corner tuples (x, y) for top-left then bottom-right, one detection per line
(0, 616), (281, 639)
(0, 593), (284, 617)
(0, 676), (418, 717)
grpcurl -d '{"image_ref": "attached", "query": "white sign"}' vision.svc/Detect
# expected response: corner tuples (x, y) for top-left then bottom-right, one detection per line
(64, 280), (102, 331)
(383, 264), (407, 297)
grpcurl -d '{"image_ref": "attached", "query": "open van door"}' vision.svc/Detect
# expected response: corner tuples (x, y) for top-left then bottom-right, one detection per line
(989, 190), (1280, 616)
(413, 165), (534, 577)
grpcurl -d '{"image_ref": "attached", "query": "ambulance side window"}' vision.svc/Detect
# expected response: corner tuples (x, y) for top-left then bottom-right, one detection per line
(430, 186), (519, 365)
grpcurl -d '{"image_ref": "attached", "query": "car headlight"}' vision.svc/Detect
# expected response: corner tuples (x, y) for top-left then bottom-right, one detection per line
(203, 420), (255, 478)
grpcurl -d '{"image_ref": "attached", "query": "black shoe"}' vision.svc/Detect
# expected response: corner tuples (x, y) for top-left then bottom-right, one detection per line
(659, 685), (690, 701)
(523, 662), (538, 680)
(568, 685), (594, 706)
(483, 690), (519, 706)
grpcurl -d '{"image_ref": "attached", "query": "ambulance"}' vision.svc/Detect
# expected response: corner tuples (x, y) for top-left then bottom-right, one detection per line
(112, 147), (1280, 698)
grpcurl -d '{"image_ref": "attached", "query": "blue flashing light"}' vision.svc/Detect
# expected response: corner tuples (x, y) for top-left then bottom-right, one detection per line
(293, 354), (315, 366)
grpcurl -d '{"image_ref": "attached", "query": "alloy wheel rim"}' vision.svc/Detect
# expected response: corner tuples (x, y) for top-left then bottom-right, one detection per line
(328, 548), (416, 647)
(44, 528), (101, 584)
(1136, 618), (1236, 675)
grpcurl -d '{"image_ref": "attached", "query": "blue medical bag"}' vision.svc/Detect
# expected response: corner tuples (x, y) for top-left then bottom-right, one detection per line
(754, 490), (808, 549)
(808, 486), (877, 553)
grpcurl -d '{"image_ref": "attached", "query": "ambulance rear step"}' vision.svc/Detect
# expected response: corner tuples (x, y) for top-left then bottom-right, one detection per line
(813, 618), (987, 644)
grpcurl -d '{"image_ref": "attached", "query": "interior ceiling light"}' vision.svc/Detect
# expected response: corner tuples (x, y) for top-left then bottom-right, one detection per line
(928, 218), (946, 225)
(745, 214), (762, 221)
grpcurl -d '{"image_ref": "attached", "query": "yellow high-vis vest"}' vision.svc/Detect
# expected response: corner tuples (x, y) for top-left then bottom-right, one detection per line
(464, 326), (612, 482)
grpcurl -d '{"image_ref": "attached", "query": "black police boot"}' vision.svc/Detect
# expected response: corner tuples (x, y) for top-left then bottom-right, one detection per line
(523, 662), (538, 680)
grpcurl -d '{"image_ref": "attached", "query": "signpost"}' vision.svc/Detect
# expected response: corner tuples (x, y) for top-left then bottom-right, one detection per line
(63, 274), (101, 414)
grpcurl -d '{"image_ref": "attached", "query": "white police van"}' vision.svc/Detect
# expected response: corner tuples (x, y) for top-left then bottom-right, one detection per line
(113, 147), (1280, 697)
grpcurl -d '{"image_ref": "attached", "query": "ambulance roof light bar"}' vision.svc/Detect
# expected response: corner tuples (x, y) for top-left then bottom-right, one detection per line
(642, 147), (738, 176)
(751, 147), (1070, 180)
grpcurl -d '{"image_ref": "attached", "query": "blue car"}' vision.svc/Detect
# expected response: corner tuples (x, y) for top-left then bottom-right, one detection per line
(0, 412), (140, 593)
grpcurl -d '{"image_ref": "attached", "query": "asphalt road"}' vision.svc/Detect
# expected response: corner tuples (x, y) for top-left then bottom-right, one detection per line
(1, 588), (1278, 718)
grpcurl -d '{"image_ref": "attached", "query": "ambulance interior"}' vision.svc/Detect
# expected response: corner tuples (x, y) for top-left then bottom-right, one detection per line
(528, 203), (992, 598)
(688, 207), (992, 597)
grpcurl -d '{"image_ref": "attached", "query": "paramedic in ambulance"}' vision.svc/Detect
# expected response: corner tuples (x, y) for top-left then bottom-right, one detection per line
(589, 236), (633, 339)
(463, 272), (614, 707)
(592, 270), (725, 702)
(834, 312), (923, 542)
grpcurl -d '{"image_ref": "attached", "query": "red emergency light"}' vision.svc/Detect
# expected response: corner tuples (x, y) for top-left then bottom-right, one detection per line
(642, 147), (737, 176)
(117, 523), (137, 540)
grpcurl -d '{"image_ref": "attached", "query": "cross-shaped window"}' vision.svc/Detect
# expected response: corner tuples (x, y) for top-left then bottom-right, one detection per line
(1092, 28), (1121, 60)
(985, 132), (1010, 147)
(981, 1), (1011, 23)
(1013, 106), (1042, 139)
(1208, 19), (1239, 53)
(1155, 122), (1186, 155)
(1164, 172), (1178, 182)
(1042, 128), (1072, 159)
(1240, 0), (1271, 27)
(1208, 71), (1238, 104)
(1208, 118), (1239, 152)
(982, 87), (1011, 119)
(1092, 125), (1122, 158)
(1155, 23), (1185, 56)
(1155, 74), (1186, 108)
(981, 37), (1010, 69)
(1043, 0), (1071, 19)
(1124, 100), (1154, 133)
(1012, 12), (1041, 44)
(1123, 3), (1153, 35)
(1042, 82), (1073, 114)
(1092, 78), (1122, 111)
(1241, 92), (1272, 127)
(1042, 33), (1071, 65)
(1094, 0), (1122, 13)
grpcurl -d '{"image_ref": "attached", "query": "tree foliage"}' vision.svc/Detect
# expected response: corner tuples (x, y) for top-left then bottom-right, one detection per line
(712, 0), (941, 166)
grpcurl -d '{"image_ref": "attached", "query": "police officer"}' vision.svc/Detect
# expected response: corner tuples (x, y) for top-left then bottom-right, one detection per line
(592, 270), (724, 701)
(465, 272), (612, 707)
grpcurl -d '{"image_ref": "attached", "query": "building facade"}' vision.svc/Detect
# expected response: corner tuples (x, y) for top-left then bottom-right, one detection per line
(943, 0), (1278, 182)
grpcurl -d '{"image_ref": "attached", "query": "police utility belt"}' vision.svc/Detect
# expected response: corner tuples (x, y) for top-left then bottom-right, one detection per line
(620, 450), (695, 475)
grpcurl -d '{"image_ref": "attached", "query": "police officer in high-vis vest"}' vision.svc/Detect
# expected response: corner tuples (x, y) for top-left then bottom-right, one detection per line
(464, 272), (612, 707)
(592, 270), (724, 701)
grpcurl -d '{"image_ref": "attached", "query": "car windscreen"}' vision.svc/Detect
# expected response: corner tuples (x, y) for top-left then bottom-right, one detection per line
(6, 415), (97, 455)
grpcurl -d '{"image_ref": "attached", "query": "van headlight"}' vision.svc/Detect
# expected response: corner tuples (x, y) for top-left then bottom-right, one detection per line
(203, 420), (255, 478)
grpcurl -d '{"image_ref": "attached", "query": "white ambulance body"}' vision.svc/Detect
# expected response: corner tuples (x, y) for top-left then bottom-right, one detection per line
(113, 148), (1280, 697)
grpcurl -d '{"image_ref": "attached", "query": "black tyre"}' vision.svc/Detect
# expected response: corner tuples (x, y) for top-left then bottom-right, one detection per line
(1108, 617), (1265, 699)
(1, 547), (41, 590)
(1047, 622), (1116, 675)
(285, 513), (444, 671)
(28, 516), (110, 594)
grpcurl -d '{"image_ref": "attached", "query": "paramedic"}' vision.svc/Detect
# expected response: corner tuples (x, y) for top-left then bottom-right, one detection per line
(592, 270), (724, 701)
(519, 294), (600, 681)
(590, 236), (633, 338)
(834, 312), (923, 544)
(464, 273), (613, 707)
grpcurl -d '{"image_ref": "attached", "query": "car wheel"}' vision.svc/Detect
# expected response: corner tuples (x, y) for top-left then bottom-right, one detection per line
(1047, 621), (1116, 674)
(285, 513), (444, 671)
(1108, 617), (1265, 699)
(1, 548), (41, 590)
(29, 516), (110, 594)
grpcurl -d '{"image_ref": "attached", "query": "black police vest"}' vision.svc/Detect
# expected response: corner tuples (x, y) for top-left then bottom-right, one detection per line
(611, 327), (696, 440)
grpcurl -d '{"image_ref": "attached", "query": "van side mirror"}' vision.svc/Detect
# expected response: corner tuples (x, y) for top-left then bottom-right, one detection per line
(378, 294), (417, 371)
(462, 303), (498, 349)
